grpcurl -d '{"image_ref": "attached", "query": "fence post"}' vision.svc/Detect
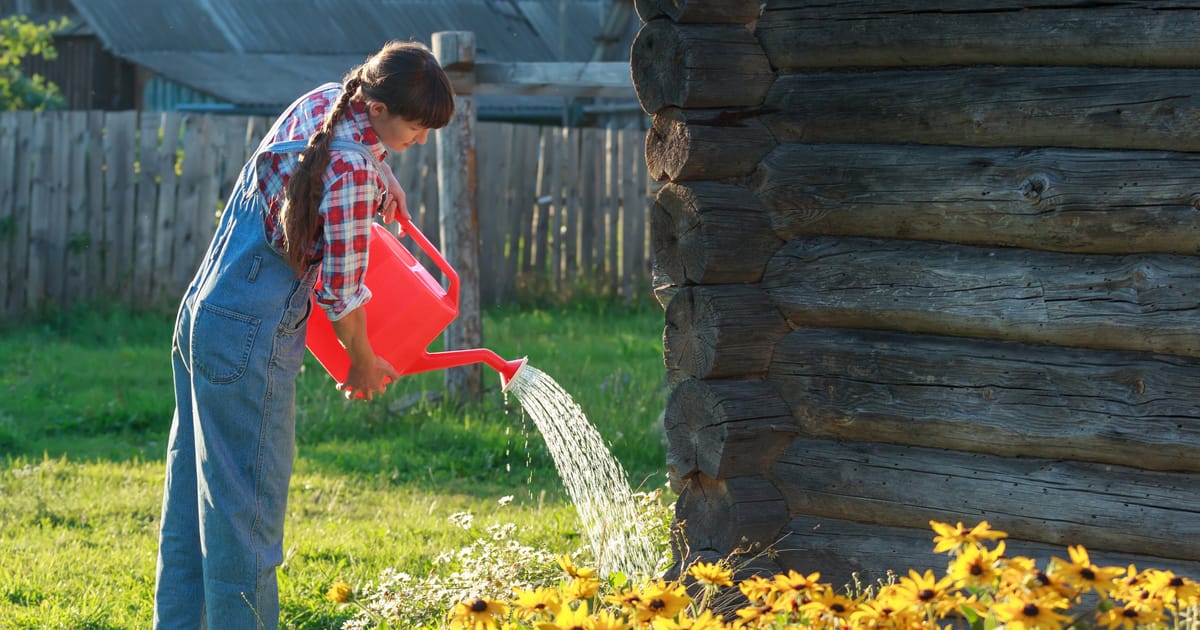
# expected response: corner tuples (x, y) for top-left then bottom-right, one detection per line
(433, 31), (484, 401)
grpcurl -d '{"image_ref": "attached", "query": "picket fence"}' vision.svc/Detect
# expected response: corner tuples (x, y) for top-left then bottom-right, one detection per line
(0, 110), (657, 320)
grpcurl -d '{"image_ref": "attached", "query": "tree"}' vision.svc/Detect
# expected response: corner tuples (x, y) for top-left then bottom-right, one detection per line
(0, 14), (69, 111)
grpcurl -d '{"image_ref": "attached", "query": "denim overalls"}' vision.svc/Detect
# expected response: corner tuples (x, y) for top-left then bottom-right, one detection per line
(154, 85), (377, 629)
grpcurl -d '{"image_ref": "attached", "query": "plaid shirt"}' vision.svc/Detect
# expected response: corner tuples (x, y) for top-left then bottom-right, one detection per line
(256, 83), (389, 320)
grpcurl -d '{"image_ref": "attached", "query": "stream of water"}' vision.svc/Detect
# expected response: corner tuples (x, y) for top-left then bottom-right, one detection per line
(506, 364), (659, 579)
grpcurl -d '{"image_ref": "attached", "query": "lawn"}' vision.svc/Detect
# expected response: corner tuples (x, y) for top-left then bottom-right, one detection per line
(0, 299), (671, 629)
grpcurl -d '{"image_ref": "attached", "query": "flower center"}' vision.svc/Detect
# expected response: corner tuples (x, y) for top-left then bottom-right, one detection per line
(470, 599), (488, 613)
(650, 598), (666, 610)
(918, 589), (935, 601)
(1081, 568), (1096, 581)
(1022, 603), (1040, 618)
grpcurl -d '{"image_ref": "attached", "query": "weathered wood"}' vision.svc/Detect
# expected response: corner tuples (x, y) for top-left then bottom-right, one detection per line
(664, 284), (790, 381)
(84, 111), (106, 304)
(777, 515), (1200, 589)
(132, 113), (161, 307)
(64, 112), (89, 309)
(102, 112), (135, 300)
(646, 108), (776, 182)
(620, 129), (640, 300)
(634, 0), (762, 24)
(770, 327), (1200, 473)
(753, 143), (1200, 255)
(9, 111), (35, 318)
(763, 67), (1200, 152)
(174, 114), (208, 295)
(153, 113), (182, 307)
(757, 1), (1200, 71)
(435, 31), (484, 400)
(651, 182), (781, 286)
(773, 437), (1200, 562)
(762, 237), (1200, 358)
(472, 62), (634, 99)
(0, 111), (19, 317)
(26, 111), (54, 313)
(631, 20), (774, 114)
(675, 474), (788, 554)
(664, 378), (796, 482)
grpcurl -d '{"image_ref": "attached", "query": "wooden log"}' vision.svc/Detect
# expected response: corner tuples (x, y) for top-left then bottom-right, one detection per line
(752, 143), (1200, 255)
(674, 474), (788, 554)
(762, 67), (1200, 152)
(770, 327), (1200, 473)
(646, 108), (776, 182)
(634, 0), (762, 24)
(777, 515), (1200, 589)
(631, 20), (774, 114)
(664, 284), (790, 381)
(434, 31), (484, 400)
(651, 182), (781, 286)
(757, 1), (1200, 71)
(664, 378), (797, 482)
(762, 237), (1200, 358)
(772, 437), (1200, 561)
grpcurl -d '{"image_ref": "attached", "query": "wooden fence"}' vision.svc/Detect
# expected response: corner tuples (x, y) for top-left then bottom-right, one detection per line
(0, 110), (656, 320)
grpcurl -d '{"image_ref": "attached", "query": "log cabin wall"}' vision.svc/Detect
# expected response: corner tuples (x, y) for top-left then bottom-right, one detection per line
(632, 0), (1200, 584)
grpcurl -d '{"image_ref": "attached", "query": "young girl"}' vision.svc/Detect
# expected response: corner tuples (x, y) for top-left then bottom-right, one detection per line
(153, 41), (455, 629)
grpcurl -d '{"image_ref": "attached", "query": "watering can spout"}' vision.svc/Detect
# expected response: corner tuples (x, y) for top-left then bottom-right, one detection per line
(406, 349), (529, 392)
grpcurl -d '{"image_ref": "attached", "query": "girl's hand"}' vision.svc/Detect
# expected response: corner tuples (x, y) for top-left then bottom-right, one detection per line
(337, 355), (400, 401)
(377, 163), (410, 224)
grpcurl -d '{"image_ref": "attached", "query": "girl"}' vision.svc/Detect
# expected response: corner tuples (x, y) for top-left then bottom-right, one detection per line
(153, 41), (455, 629)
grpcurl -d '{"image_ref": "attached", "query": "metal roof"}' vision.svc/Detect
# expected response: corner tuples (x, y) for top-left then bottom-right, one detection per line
(66, 0), (619, 108)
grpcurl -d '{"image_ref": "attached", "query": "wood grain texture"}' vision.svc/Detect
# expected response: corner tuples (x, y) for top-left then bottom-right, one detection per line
(769, 327), (1200, 472)
(762, 236), (1200, 357)
(753, 143), (1200, 255)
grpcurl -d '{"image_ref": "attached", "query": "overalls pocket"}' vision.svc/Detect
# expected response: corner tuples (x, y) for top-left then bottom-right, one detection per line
(193, 302), (261, 384)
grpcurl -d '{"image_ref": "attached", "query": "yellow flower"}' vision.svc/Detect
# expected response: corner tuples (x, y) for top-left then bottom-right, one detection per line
(557, 554), (597, 580)
(565, 576), (602, 602)
(536, 601), (593, 630)
(1048, 545), (1124, 597)
(1145, 569), (1200, 606)
(772, 569), (823, 594)
(324, 580), (354, 603)
(734, 602), (775, 626)
(930, 520), (1007, 554)
(991, 594), (1071, 630)
(737, 575), (774, 604)
(653, 609), (729, 629)
(948, 540), (1005, 590)
(1000, 556), (1074, 601)
(589, 608), (632, 630)
(891, 568), (956, 613)
(604, 585), (644, 612)
(689, 561), (734, 588)
(633, 579), (690, 623)
(1096, 601), (1164, 630)
(450, 597), (509, 630)
(512, 586), (562, 619)
(798, 589), (857, 627)
(849, 596), (922, 629)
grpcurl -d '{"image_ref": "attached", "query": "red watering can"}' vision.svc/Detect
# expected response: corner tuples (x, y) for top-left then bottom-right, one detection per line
(305, 218), (527, 391)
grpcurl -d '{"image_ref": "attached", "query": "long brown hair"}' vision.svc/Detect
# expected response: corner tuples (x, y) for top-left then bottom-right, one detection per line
(279, 40), (456, 273)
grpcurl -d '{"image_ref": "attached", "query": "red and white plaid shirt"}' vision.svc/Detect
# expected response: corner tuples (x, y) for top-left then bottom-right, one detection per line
(256, 83), (389, 320)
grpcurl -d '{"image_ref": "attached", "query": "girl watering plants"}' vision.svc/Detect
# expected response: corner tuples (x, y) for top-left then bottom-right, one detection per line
(153, 41), (455, 629)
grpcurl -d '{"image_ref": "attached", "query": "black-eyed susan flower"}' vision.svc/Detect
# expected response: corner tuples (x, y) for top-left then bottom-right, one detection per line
(449, 597), (509, 630)
(737, 575), (774, 604)
(512, 586), (561, 619)
(1096, 601), (1164, 630)
(1145, 569), (1200, 607)
(849, 595), (922, 630)
(991, 593), (1071, 630)
(633, 579), (690, 623)
(535, 600), (592, 630)
(1001, 556), (1075, 601)
(589, 608), (632, 630)
(652, 609), (729, 629)
(734, 602), (776, 626)
(564, 576), (602, 602)
(930, 520), (1007, 554)
(949, 540), (1005, 590)
(892, 568), (956, 614)
(324, 580), (354, 603)
(1048, 545), (1124, 597)
(688, 561), (734, 588)
(772, 569), (823, 594)
(604, 584), (643, 612)
(799, 589), (858, 627)
(557, 554), (597, 580)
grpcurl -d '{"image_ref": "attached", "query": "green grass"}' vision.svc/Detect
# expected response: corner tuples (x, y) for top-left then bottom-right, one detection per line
(0, 299), (669, 629)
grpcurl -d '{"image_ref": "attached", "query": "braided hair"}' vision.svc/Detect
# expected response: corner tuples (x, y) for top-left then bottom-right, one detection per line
(279, 40), (456, 273)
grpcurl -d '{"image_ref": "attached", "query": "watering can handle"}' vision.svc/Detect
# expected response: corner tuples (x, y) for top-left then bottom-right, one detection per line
(394, 216), (460, 309)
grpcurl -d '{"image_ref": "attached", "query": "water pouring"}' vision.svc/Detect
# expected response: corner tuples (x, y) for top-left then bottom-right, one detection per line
(305, 217), (528, 391)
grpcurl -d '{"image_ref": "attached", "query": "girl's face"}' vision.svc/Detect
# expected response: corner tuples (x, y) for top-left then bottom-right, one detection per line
(366, 101), (430, 152)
